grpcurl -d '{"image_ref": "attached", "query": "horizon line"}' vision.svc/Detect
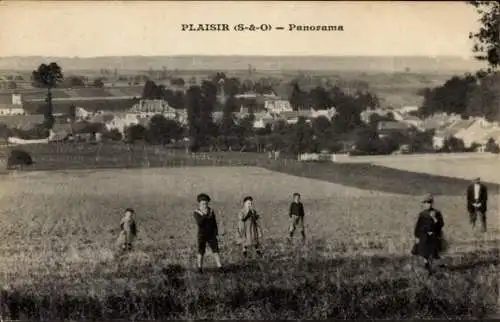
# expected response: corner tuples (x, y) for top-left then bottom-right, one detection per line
(0, 54), (478, 59)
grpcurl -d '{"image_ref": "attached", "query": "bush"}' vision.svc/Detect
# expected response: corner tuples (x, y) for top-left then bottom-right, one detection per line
(102, 129), (123, 141)
(485, 138), (500, 153)
(7, 149), (34, 169)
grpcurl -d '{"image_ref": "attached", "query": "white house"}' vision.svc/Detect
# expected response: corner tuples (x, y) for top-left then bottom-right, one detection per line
(400, 115), (422, 128)
(0, 93), (26, 115)
(75, 107), (94, 120)
(310, 107), (337, 120)
(264, 99), (293, 114)
(235, 92), (258, 99)
(105, 113), (141, 134)
(129, 99), (186, 124)
(253, 112), (275, 129)
(399, 106), (419, 114)
(454, 118), (493, 148)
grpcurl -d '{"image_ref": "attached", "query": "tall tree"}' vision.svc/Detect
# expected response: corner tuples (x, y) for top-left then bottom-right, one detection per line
(286, 117), (314, 155)
(289, 81), (306, 110)
(147, 115), (183, 144)
(32, 62), (64, 130)
(469, 1), (500, 71)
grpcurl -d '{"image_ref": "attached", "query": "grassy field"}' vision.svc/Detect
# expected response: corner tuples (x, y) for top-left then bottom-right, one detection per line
(0, 146), (499, 319)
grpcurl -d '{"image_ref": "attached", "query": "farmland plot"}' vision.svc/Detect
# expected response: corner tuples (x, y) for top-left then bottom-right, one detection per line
(0, 166), (498, 319)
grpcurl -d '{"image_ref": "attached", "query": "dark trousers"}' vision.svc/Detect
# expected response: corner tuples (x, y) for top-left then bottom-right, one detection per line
(469, 210), (487, 231)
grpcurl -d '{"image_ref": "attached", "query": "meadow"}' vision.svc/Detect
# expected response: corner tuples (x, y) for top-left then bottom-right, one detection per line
(0, 146), (499, 319)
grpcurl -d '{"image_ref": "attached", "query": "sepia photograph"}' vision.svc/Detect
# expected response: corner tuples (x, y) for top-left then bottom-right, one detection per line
(0, 0), (499, 320)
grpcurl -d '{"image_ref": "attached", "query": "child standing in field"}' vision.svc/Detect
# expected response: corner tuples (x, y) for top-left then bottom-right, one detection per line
(237, 196), (263, 257)
(118, 208), (137, 252)
(288, 192), (306, 243)
(193, 193), (222, 273)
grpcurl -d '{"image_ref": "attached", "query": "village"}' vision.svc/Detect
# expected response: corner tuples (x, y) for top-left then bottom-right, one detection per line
(0, 76), (499, 156)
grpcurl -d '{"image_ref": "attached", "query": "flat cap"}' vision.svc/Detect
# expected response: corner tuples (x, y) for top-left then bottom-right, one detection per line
(197, 193), (211, 202)
(421, 193), (434, 203)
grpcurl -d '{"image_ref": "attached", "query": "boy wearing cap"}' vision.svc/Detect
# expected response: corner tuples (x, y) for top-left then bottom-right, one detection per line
(193, 193), (222, 273)
(413, 194), (445, 274)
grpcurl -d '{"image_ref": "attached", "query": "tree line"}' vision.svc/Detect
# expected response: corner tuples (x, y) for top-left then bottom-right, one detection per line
(417, 71), (500, 122)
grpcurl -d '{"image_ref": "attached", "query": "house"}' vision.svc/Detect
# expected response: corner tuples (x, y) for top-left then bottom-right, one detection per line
(310, 107), (336, 120)
(129, 99), (186, 124)
(377, 121), (413, 138)
(104, 113), (141, 134)
(400, 115), (422, 128)
(49, 120), (106, 142)
(399, 106), (419, 114)
(454, 118), (495, 148)
(75, 107), (94, 120)
(432, 119), (475, 150)
(235, 92), (258, 99)
(253, 112), (276, 129)
(264, 99), (293, 114)
(360, 108), (393, 124)
(0, 93), (27, 116)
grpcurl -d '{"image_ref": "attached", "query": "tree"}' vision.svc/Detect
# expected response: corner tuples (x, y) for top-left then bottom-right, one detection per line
(311, 115), (334, 151)
(186, 85), (204, 151)
(285, 117), (314, 155)
(220, 96), (238, 138)
(125, 124), (147, 143)
(66, 76), (85, 87)
(102, 128), (122, 141)
(142, 80), (163, 99)
(93, 78), (105, 88)
(308, 86), (331, 110)
(485, 137), (500, 153)
(147, 115), (183, 144)
(171, 78), (185, 86)
(7, 149), (33, 169)
(465, 72), (500, 121)
(32, 62), (64, 130)
(199, 80), (218, 141)
(7, 81), (17, 90)
(441, 136), (466, 152)
(234, 114), (255, 151)
(469, 1), (500, 71)
(68, 105), (77, 121)
(408, 129), (435, 152)
(419, 75), (477, 117)
(289, 81), (307, 110)
(224, 77), (242, 96)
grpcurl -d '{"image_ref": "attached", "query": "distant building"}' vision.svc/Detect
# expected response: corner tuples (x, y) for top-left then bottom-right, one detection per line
(129, 99), (186, 124)
(264, 99), (293, 114)
(399, 106), (419, 114)
(104, 113), (141, 134)
(0, 93), (26, 115)
(310, 107), (337, 120)
(377, 121), (413, 139)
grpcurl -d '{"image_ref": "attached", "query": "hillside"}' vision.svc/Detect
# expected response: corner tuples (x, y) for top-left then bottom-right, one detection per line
(0, 55), (487, 73)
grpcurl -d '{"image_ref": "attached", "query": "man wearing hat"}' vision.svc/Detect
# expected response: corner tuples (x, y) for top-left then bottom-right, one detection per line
(466, 177), (488, 232)
(193, 193), (222, 273)
(413, 193), (445, 274)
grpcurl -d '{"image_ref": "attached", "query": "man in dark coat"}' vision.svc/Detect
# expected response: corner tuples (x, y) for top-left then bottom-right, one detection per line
(413, 194), (445, 274)
(466, 177), (488, 232)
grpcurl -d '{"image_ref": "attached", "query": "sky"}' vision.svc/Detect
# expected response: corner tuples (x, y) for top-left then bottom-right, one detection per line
(0, 1), (483, 58)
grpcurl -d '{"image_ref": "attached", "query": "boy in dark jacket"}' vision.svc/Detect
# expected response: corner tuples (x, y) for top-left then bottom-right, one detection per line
(288, 192), (306, 243)
(193, 193), (222, 273)
(413, 194), (445, 274)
